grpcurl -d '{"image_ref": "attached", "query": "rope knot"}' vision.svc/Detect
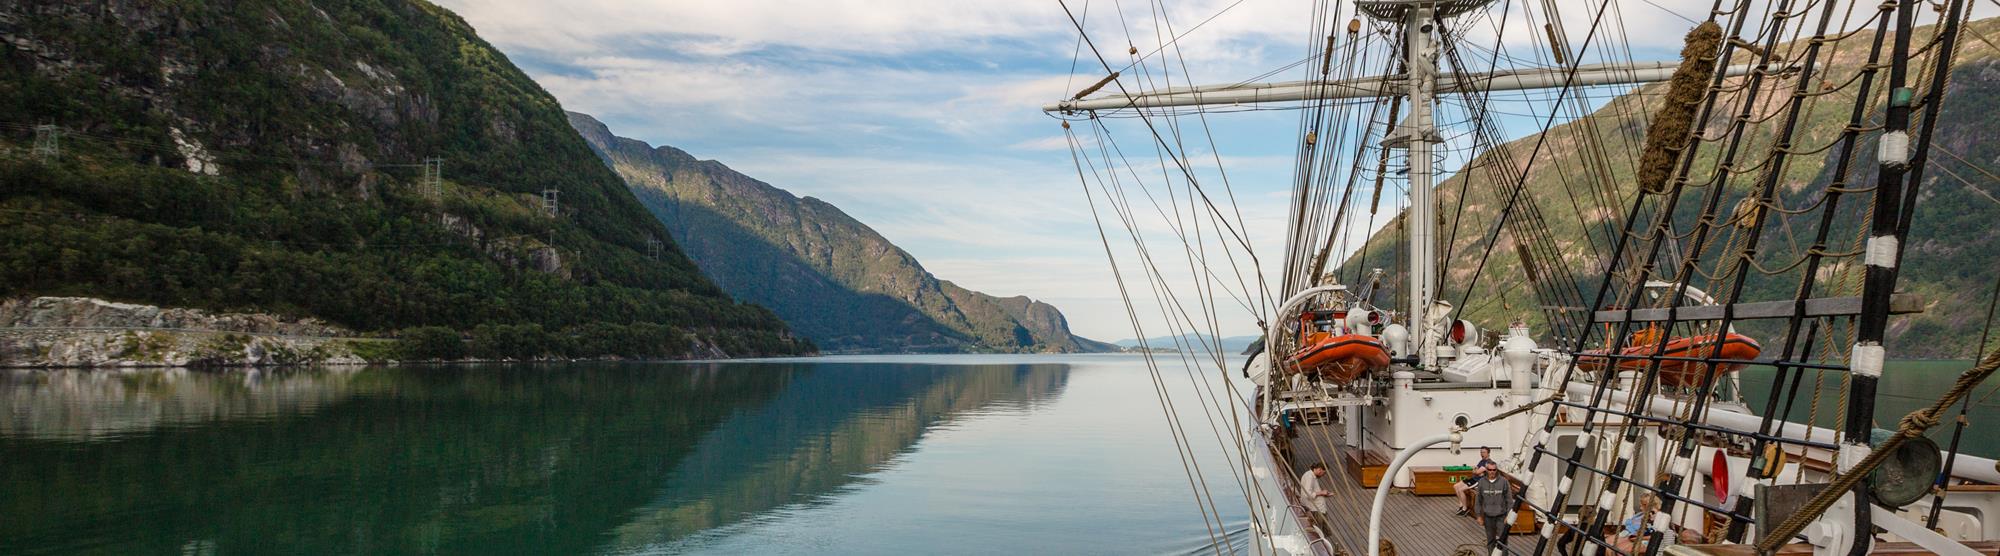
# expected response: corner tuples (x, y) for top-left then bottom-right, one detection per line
(1900, 410), (1941, 432)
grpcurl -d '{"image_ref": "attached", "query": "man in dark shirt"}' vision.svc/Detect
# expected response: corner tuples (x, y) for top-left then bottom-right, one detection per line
(1455, 447), (1496, 516)
(1474, 462), (1518, 553)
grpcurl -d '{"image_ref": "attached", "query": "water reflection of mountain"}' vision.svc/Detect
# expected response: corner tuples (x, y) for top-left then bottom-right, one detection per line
(0, 361), (1069, 556)
(0, 367), (380, 440)
(602, 363), (1070, 552)
(0, 364), (792, 555)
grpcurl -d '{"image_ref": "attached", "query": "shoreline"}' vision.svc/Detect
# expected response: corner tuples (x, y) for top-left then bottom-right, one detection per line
(0, 296), (816, 369)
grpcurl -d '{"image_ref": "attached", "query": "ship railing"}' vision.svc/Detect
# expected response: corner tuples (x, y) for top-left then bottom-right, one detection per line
(1543, 399), (1839, 450)
(1514, 494), (1804, 554)
(1254, 414), (1338, 555)
(1575, 351), (1853, 373)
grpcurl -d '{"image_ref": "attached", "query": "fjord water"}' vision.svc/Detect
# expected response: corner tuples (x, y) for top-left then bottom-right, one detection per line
(0, 355), (1254, 555)
(1740, 359), (2000, 456)
(4, 356), (1988, 555)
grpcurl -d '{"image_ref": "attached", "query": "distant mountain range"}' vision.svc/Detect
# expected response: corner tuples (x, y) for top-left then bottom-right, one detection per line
(569, 113), (1115, 354)
(1113, 334), (1262, 353)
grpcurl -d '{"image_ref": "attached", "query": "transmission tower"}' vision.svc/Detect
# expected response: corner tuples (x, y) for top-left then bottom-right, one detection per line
(422, 158), (443, 199)
(32, 125), (59, 160)
(541, 189), (559, 216)
(646, 236), (663, 260)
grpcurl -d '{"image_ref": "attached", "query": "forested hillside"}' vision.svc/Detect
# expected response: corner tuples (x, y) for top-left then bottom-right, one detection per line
(0, 1), (809, 358)
(571, 113), (1116, 353)
(1334, 17), (2000, 358)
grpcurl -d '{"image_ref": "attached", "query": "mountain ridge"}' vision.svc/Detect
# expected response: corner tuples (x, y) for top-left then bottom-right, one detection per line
(1113, 334), (1261, 353)
(0, 0), (809, 360)
(569, 112), (1114, 353)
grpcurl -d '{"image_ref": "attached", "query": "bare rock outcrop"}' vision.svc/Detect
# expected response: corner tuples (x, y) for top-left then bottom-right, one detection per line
(0, 297), (370, 368)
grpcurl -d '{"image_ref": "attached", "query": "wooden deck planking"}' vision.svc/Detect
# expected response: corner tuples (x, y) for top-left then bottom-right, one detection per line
(1286, 423), (1539, 555)
(1685, 541), (2000, 554)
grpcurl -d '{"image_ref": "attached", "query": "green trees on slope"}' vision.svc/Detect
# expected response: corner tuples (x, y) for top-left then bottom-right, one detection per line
(0, 0), (809, 359)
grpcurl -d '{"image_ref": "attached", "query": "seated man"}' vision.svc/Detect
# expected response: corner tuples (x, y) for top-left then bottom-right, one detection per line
(1611, 492), (1675, 553)
(1455, 447), (1497, 516)
(1298, 462), (1334, 515)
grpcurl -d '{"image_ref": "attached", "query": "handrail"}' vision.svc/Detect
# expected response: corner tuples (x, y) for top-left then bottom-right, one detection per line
(1369, 431), (1460, 556)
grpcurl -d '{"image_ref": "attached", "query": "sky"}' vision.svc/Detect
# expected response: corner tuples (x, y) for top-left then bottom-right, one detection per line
(436, 0), (1732, 342)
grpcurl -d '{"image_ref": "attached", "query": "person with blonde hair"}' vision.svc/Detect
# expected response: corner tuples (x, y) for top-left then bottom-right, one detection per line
(1613, 492), (1676, 553)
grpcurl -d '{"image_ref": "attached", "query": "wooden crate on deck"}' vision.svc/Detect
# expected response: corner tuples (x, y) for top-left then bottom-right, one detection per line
(1344, 449), (1389, 488)
(1411, 466), (1470, 496)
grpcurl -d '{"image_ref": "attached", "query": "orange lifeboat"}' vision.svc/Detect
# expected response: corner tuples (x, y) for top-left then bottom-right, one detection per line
(1579, 328), (1762, 388)
(1286, 312), (1391, 383)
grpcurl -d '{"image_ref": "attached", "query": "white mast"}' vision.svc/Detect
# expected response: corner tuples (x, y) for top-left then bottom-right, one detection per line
(1365, 0), (1479, 368)
(1390, 3), (1443, 368)
(1041, 0), (1730, 366)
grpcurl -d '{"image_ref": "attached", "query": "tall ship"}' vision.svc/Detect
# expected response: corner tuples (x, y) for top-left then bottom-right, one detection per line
(1045, 0), (2000, 553)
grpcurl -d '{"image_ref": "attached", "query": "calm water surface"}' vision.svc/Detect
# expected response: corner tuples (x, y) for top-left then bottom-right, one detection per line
(1740, 359), (2000, 458)
(3, 355), (1988, 554)
(0, 355), (1252, 555)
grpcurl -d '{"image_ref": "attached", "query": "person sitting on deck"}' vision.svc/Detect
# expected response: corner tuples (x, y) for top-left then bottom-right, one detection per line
(1455, 447), (1497, 516)
(1612, 492), (1675, 553)
(1298, 462), (1334, 516)
(1473, 462), (1520, 553)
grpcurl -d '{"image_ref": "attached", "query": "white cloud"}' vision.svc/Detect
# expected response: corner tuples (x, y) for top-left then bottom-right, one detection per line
(1009, 134), (1084, 151)
(711, 150), (1094, 248)
(438, 0), (1064, 55)
(433, 0), (1812, 341)
(435, 0), (1326, 60)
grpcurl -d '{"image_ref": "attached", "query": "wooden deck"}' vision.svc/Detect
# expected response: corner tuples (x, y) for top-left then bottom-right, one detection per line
(1685, 541), (2000, 554)
(1285, 424), (1539, 555)
(1314, 450), (1540, 554)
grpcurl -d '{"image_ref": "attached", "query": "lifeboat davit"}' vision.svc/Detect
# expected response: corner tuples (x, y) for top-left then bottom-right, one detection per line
(1287, 331), (1392, 384)
(1579, 329), (1762, 388)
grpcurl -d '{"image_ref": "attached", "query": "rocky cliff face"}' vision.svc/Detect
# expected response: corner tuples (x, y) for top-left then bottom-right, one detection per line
(0, 297), (371, 368)
(569, 113), (1114, 353)
(1, 297), (345, 335)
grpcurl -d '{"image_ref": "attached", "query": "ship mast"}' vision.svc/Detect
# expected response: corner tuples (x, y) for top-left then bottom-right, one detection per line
(1374, 0), (1455, 368)
(1043, 0), (1730, 369)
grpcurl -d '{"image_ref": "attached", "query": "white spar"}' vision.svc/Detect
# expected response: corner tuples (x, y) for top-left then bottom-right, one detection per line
(1043, 62), (1753, 112)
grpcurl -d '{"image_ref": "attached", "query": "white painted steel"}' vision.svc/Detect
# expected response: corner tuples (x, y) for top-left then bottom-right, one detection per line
(1404, 5), (1440, 370)
(1369, 432), (1459, 556)
(1043, 63), (1753, 112)
(1872, 506), (1984, 556)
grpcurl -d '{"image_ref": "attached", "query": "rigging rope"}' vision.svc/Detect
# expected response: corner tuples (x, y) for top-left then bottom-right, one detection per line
(1754, 348), (2000, 552)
